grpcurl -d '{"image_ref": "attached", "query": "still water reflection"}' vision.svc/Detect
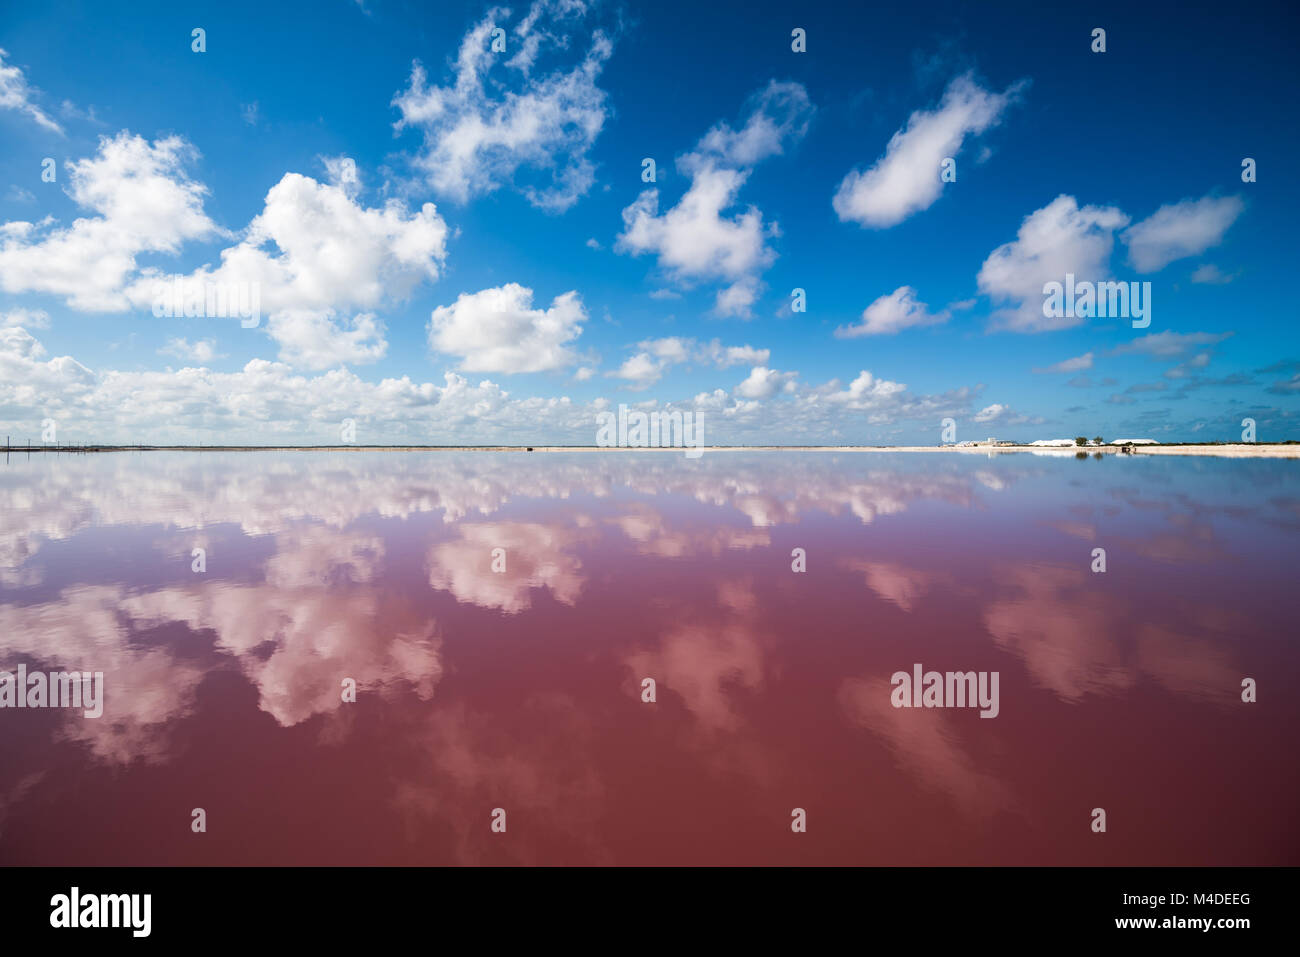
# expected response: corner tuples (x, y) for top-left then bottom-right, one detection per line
(1, 451), (1296, 864)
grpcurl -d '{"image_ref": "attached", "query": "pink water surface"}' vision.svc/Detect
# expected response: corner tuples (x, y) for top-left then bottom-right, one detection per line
(1, 450), (1296, 865)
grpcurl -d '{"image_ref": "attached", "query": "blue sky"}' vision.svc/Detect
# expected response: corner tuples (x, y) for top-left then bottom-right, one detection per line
(1, 0), (1297, 444)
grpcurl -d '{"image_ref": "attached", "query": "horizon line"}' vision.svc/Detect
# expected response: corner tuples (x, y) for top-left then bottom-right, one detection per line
(5, 441), (1300, 453)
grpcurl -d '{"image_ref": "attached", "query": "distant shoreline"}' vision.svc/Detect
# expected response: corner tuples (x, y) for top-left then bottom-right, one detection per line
(6, 443), (1299, 458)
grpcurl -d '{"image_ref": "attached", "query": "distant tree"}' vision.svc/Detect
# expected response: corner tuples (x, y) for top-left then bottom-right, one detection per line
(1093, 435), (1104, 445)
(1074, 436), (1088, 446)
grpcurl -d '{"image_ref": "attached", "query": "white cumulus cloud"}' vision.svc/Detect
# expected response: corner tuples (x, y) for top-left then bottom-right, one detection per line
(833, 74), (1022, 228)
(0, 48), (63, 133)
(1121, 194), (1244, 273)
(617, 81), (812, 318)
(429, 283), (586, 374)
(610, 336), (774, 388)
(1035, 352), (1094, 374)
(0, 133), (220, 310)
(611, 352), (664, 389)
(1190, 263), (1236, 285)
(704, 340), (770, 368)
(977, 194), (1129, 333)
(0, 307), (50, 329)
(265, 312), (387, 370)
(392, 1), (613, 212)
(125, 169), (448, 368)
(129, 171), (447, 315)
(835, 285), (950, 337)
(1111, 331), (1232, 359)
(824, 370), (908, 410)
(159, 337), (224, 364)
(735, 366), (798, 399)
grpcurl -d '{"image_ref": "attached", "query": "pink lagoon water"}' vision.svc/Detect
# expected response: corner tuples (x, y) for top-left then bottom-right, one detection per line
(1, 450), (1296, 865)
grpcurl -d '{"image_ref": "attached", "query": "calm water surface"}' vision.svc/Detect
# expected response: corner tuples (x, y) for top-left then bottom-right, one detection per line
(1, 450), (1296, 864)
